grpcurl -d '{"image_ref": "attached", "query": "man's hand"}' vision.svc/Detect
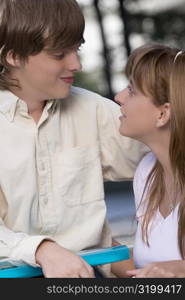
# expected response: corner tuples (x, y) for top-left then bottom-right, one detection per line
(126, 260), (185, 278)
(35, 240), (95, 278)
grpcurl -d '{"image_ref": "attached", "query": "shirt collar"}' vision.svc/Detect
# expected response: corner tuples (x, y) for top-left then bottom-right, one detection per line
(0, 90), (18, 122)
(0, 90), (57, 122)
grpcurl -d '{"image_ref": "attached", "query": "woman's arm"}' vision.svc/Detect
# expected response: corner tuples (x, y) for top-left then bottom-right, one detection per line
(111, 239), (135, 277)
(126, 260), (185, 278)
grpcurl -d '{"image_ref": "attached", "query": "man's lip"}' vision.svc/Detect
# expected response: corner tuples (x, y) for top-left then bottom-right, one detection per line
(60, 77), (74, 84)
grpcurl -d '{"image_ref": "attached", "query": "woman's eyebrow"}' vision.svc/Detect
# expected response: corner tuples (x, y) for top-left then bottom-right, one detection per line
(129, 79), (133, 86)
(130, 79), (137, 90)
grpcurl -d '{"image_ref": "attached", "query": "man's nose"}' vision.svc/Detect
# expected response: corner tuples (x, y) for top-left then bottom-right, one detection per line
(66, 51), (82, 72)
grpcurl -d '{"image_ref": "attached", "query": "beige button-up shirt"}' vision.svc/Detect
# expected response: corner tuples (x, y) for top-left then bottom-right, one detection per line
(0, 87), (147, 267)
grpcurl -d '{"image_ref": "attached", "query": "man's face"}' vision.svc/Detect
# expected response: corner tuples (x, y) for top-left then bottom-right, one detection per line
(10, 46), (81, 101)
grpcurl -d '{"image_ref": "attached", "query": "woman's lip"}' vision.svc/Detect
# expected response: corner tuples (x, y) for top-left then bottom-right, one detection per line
(60, 77), (74, 84)
(120, 108), (126, 117)
(119, 114), (126, 119)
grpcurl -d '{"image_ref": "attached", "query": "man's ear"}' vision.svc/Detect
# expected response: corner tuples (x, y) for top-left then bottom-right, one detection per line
(156, 102), (171, 128)
(6, 50), (21, 67)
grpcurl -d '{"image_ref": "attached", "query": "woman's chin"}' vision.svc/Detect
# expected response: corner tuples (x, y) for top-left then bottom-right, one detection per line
(119, 128), (130, 137)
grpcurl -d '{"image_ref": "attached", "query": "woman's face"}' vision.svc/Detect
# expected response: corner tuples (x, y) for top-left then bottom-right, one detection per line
(114, 81), (163, 143)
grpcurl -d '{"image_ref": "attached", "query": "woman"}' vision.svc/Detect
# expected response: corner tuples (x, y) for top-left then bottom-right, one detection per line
(114, 43), (185, 277)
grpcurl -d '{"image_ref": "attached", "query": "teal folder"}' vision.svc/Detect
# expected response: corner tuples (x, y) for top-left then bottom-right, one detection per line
(0, 245), (129, 278)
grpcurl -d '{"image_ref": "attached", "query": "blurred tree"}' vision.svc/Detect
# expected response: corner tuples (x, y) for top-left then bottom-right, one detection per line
(76, 0), (185, 99)
(124, 0), (185, 48)
(93, 0), (114, 99)
(74, 70), (106, 95)
(118, 0), (131, 57)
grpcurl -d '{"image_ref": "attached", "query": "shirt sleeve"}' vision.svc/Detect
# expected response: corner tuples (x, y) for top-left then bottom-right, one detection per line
(96, 97), (149, 181)
(0, 218), (53, 267)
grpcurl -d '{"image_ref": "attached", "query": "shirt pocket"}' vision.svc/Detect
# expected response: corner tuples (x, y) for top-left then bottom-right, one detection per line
(53, 144), (104, 206)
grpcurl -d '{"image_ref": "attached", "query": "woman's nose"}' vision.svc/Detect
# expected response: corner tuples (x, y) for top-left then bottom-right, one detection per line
(114, 91), (124, 105)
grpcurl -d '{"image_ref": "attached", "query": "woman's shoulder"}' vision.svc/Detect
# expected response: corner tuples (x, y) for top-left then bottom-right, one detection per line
(136, 152), (156, 178)
(133, 152), (156, 208)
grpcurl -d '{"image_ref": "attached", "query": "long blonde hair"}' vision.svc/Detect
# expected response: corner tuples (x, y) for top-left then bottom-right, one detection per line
(126, 43), (185, 258)
(169, 52), (185, 258)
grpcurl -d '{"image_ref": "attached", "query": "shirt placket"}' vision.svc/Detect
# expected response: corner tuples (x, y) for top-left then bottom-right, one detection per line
(36, 126), (57, 236)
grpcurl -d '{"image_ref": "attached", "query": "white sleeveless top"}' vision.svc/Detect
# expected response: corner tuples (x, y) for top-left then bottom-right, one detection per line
(133, 152), (181, 268)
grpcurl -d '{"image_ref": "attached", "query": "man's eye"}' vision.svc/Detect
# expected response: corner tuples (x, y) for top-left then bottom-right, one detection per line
(52, 45), (82, 60)
(53, 53), (65, 60)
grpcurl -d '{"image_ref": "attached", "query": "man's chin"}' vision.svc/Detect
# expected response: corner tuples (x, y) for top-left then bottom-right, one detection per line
(52, 87), (72, 100)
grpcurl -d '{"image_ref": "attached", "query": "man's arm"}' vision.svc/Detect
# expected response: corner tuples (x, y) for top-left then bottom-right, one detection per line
(0, 219), (49, 266)
(0, 221), (94, 277)
(35, 240), (94, 278)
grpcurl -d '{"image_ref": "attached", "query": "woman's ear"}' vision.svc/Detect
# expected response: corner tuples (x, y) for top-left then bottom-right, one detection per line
(6, 50), (21, 67)
(156, 102), (171, 128)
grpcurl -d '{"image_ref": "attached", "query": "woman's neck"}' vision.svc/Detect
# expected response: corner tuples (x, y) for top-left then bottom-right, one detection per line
(143, 131), (172, 177)
(145, 132), (179, 217)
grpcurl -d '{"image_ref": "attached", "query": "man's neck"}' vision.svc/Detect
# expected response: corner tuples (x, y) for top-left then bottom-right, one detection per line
(28, 105), (46, 123)
(10, 87), (46, 123)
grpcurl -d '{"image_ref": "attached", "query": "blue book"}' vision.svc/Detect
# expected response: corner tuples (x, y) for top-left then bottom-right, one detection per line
(0, 245), (129, 278)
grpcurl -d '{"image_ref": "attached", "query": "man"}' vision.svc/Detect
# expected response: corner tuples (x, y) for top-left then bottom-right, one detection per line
(0, 0), (147, 277)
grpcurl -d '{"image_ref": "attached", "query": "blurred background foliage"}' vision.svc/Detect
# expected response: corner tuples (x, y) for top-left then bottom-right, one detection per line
(75, 0), (185, 99)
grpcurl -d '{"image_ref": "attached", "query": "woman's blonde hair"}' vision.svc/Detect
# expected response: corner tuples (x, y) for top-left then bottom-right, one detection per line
(126, 43), (185, 258)
(169, 52), (185, 258)
(0, 0), (85, 90)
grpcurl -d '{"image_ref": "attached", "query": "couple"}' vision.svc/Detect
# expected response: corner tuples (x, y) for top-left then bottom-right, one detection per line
(0, 0), (184, 278)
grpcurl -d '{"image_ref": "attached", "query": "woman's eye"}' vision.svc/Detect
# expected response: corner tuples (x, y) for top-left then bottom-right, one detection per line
(77, 45), (82, 52)
(127, 85), (134, 96)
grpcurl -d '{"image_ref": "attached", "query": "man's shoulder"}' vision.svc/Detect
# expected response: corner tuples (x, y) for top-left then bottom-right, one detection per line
(69, 86), (106, 103)
(64, 86), (119, 115)
(71, 86), (101, 98)
(69, 86), (115, 106)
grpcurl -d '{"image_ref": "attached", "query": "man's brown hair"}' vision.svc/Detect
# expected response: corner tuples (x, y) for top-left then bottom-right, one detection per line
(0, 0), (85, 90)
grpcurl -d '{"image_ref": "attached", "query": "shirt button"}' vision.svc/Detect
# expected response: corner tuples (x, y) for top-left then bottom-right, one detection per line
(43, 198), (48, 204)
(41, 163), (45, 171)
